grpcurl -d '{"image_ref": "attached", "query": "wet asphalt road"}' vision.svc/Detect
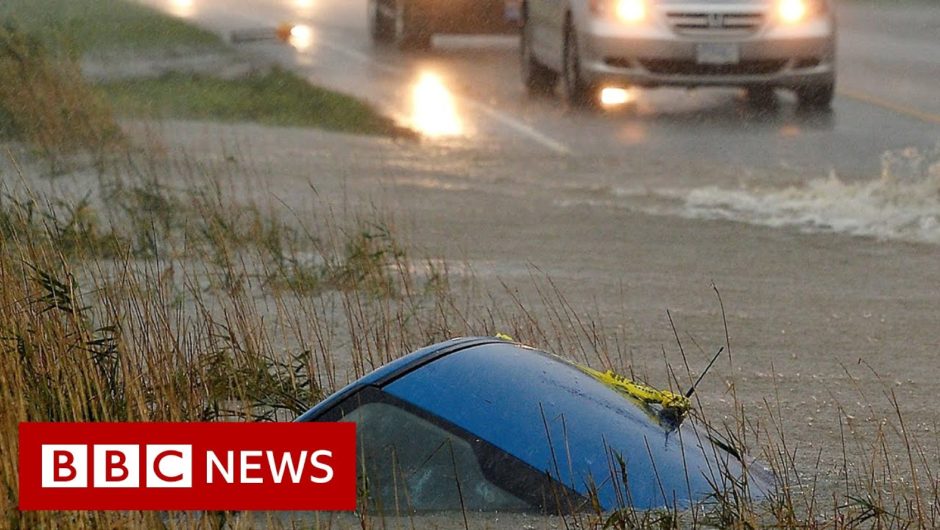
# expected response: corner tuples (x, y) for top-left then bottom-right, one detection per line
(143, 0), (939, 188)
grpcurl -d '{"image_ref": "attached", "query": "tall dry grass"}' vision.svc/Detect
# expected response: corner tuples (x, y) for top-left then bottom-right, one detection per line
(0, 139), (604, 527)
(0, 23), (122, 173)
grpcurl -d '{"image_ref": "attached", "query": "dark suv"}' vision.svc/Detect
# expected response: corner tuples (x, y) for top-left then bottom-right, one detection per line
(369, 0), (522, 49)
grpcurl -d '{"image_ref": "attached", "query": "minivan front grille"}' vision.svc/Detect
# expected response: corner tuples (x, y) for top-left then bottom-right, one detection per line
(638, 59), (788, 76)
(666, 11), (765, 36)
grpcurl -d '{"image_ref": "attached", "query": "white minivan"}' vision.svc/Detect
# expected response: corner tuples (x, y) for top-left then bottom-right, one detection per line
(520, 0), (837, 108)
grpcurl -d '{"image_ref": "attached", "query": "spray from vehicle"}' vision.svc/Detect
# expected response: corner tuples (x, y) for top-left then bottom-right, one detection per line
(674, 145), (940, 244)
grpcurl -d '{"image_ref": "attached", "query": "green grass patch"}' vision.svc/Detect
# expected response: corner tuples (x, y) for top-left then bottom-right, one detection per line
(99, 68), (404, 136)
(2, 0), (405, 141)
(0, 0), (222, 54)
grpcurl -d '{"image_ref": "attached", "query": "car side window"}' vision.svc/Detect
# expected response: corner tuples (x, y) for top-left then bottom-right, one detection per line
(341, 402), (532, 512)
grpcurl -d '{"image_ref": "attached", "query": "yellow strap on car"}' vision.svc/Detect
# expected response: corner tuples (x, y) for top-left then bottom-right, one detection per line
(493, 333), (692, 421)
(579, 366), (691, 420)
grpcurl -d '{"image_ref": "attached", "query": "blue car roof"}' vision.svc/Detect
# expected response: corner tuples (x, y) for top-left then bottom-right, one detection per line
(296, 337), (504, 422)
(298, 338), (770, 510)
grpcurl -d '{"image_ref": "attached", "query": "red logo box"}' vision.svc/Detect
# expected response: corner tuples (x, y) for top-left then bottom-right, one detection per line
(19, 422), (356, 511)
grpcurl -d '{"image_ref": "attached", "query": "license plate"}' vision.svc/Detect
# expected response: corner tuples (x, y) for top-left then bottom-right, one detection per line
(696, 43), (740, 65)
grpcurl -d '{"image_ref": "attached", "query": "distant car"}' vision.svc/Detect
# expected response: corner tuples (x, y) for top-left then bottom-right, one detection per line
(521, 0), (836, 108)
(369, 0), (522, 50)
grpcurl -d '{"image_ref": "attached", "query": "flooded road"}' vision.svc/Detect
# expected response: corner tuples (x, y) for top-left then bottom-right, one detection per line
(141, 2), (940, 147)
(138, 0), (940, 246)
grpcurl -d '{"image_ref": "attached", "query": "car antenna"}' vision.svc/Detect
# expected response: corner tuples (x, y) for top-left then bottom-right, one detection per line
(684, 346), (724, 399)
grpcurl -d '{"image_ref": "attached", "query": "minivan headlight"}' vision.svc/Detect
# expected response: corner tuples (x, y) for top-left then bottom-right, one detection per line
(777, 0), (827, 24)
(590, 0), (646, 23)
(615, 0), (646, 22)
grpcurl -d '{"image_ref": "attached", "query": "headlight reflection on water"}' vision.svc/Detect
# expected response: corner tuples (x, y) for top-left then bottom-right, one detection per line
(600, 87), (632, 107)
(410, 73), (463, 137)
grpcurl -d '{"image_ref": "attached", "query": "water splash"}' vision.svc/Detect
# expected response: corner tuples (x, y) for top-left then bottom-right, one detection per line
(674, 146), (940, 244)
(555, 146), (940, 245)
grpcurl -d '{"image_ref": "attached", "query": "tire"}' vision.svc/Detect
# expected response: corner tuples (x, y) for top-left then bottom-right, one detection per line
(745, 86), (776, 108)
(368, 0), (394, 43)
(520, 18), (557, 96)
(393, 0), (432, 51)
(796, 80), (835, 110)
(561, 20), (598, 108)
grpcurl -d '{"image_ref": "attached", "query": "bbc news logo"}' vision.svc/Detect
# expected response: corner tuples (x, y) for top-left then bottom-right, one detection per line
(19, 423), (356, 510)
(40, 445), (335, 489)
(42, 444), (193, 488)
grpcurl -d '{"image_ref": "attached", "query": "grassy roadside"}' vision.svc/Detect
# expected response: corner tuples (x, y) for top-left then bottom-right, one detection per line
(100, 69), (405, 136)
(0, 0), (222, 54)
(0, 0), (403, 147)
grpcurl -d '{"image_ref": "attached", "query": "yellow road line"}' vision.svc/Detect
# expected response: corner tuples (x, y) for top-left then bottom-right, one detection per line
(838, 87), (940, 126)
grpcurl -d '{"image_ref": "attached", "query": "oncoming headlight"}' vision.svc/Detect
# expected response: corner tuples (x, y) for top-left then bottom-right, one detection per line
(778, 0), (806, 23)
(590, 0), (646, 23)
(777, 0), (827, 24)
(615, 0), (645, 22)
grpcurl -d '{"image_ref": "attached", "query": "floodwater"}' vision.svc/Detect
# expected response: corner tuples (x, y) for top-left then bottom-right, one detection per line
(118, 119), (940, 528)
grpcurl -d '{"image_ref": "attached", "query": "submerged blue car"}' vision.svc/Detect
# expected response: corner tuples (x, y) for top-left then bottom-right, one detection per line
(297, 337), (772, 513)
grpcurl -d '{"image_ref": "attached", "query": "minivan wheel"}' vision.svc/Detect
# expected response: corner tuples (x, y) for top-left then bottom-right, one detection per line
(521, 19), (557, 95)
(561, 21), (598, 107)
(368, 0), (394, 43)
(394, 0), (432, 51)
(796, 80), (835, 109)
